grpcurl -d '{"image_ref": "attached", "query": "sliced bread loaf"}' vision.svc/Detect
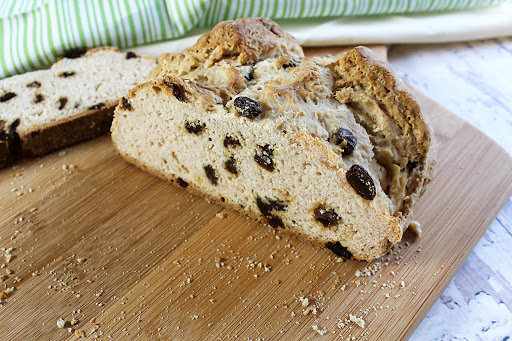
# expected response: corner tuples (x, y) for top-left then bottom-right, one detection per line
(0, 47), (156, 168)
(111, 18), (436, 261)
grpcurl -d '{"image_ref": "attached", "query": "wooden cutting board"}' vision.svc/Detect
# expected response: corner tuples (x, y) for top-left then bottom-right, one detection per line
(1, 46), (511, 341)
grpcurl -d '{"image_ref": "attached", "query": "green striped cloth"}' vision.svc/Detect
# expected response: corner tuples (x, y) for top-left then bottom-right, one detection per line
(0, 0), (506, 78)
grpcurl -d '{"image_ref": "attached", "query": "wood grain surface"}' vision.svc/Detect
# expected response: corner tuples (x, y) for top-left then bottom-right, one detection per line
(388, 38), (512, 340)
(1, 47), (511, 340)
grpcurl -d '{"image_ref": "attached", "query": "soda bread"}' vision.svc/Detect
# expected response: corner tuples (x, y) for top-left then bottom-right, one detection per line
(0, 47), (155, 168)
(111, 18), (436, 261)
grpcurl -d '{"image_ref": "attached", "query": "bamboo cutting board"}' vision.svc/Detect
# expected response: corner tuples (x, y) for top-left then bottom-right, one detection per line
(1, 46), (512, 340)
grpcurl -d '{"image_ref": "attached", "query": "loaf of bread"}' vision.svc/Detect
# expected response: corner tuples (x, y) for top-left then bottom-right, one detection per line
(0, 47), (155, 168)
(111, 18), (436, 261)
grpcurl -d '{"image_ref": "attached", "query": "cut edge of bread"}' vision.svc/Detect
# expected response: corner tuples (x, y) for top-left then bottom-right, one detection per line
(0, 47), (156, 168)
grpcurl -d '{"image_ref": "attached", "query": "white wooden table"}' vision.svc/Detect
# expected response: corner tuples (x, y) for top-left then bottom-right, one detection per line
(389, 37), (512, 340)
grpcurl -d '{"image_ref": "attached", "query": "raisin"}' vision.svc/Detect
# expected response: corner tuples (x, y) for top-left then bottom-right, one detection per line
(126, 51), (138, 59)
(245, 73), (254, 81)
(224, 156), (238, 175)
(266, 215), (285, 228)
(234, 96), (262, 119)
(34, 94), (45, 103)
(120, 97), (133, 111)
(59, 71), (75, 78)
(256, 196), (287, 228)
(0, 92), (16, 103)
(256, 196), (286, 217)
(163, 81), (184, 102)
(0, 119), (21, 157)
(326, 242), (353, 259)
(26, 81), (41, 88)
(185, 121), (205, 134)
(176, 177), (189, 188)
(282, 60), (297, 69)
(9, 119), (20, 133)
(204, 165), (218, 185)
(58, 97), (68, 110)
(254, 144), (274, 171)
(314, 206), (341, 227)
(88, 103), (105, 110)
(63, 49), (87, 59)
(333, 128), (357, 156)
(223, 134), (240, 148)
(346, 164), (376, 200)
(407, 161), (419, 172)
(262, 21), (277, 34)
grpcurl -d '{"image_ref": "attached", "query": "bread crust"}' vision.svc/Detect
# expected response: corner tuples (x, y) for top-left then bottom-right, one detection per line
(335, 47), (436, 219)
(20, 103), (116, 157)
(150, 17), (304, 79)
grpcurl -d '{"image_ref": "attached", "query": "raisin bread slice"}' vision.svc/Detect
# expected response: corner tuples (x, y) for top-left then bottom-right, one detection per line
(111, 19), (435, 261)
(0, 47), (156, 168)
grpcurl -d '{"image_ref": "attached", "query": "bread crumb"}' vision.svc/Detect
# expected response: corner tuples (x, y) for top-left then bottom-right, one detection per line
(56, 318), (66, 329)
(298, 296), (309, 307)
(312, 325), (328, 336)
(303, 307), (318, 315)
(349, 314), (365, 328)
(0, 287), (14, 299)
(77, 258), (86, 264)
(408, 221), (422, 237)
(70, 318), (79, 326)
(74, 329), (86, 338)
(215, 213), (225, 219)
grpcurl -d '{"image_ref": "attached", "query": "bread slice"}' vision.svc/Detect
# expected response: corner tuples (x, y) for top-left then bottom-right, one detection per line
(0, 47), (156, 168)
(111, 18), (435, 261)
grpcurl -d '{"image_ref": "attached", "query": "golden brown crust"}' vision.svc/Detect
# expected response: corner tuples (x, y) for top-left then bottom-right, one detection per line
(334, 46), (436, 220)
(150, 17), (304, 79)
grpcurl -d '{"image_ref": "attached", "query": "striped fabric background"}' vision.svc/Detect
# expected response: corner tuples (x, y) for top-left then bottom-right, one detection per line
(0, 0), (506, 78)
